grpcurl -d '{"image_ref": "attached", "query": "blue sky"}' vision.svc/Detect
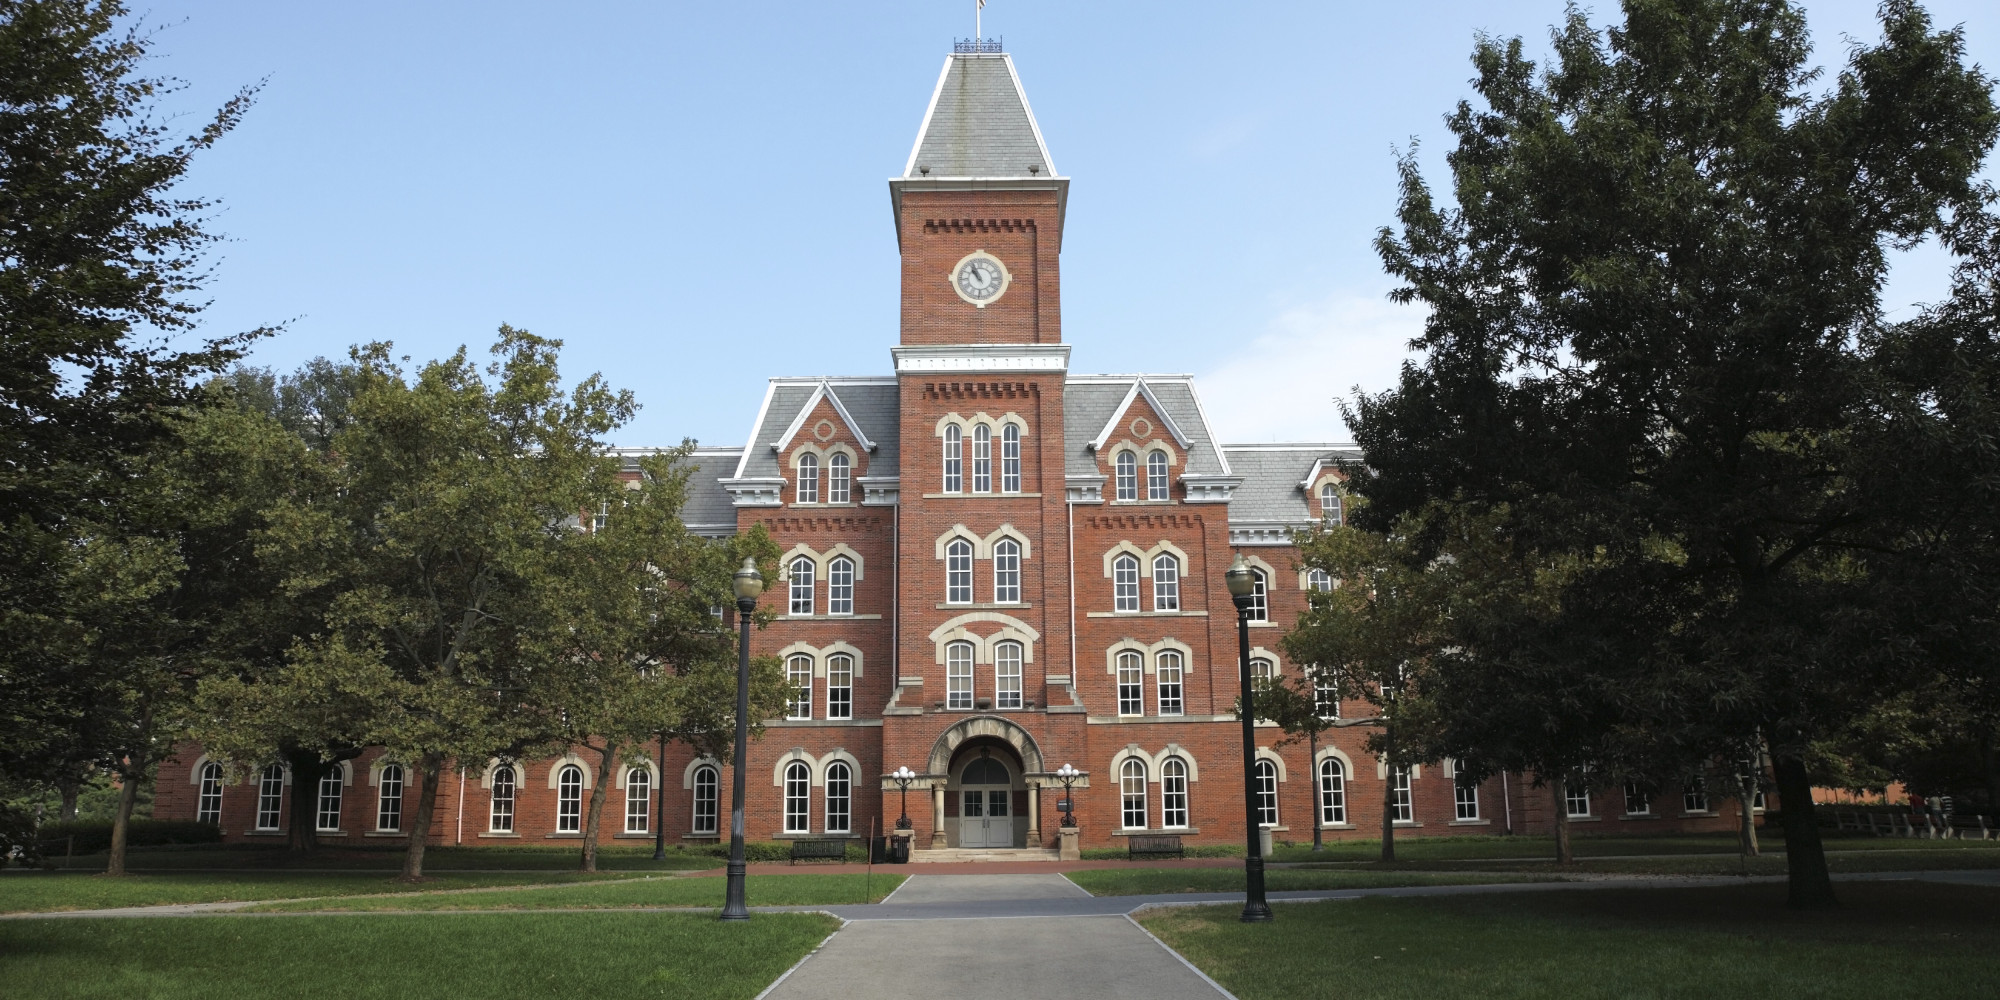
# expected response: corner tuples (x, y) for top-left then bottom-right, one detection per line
(149, 1), (1996, 448)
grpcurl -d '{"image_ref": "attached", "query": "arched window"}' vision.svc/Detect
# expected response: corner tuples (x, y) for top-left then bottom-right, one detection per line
(993, 539), (1021, 604)
(942, 425), (963, 493)
(828, 556), (855, 616)
(828, 453), (850, 504)
(1001, 424), (1021, 492)
(1392, 765), (1414, 822)
(789, 556), (815, 615)
(1318, 758), (1347, 826)
(1250, 658), (1276, 691)
(1112, 554), (1140, 612)
(490, 765), (516, 832)
(1121, 758), (1149, 830)
(826, 653), (854, 721)
(1156, 650), (1184, 716)
(786, 654), (813, 720)
(625, 768), (651, 834)
(196, 762), (224, 825)
(1452, 760), (1480, 821)
(692, 765), (720, 835)
(1151, 553), (1180, 611)
(783, 761), (811, 833)
(255, 764), (285, 832)
(1146, 450), (1169, 500)
(1306, 568), (1333, 592)
(995, 641), (1023, 709)
(1161, 758), (1190, 829)
(945, 538), (973, 605)
(376, 764), (404, 832)
(1114, 451), (1137, 501)
(1321, 482), (1342, 525)
(1254, 759), (1279, 827)
(556, 765), (584, 833)
(1116, 651), (1144, 716)
(972, 424), (992, 492)
(316, 768), (344, 832)
(1247, 568), (1269, 622)
(825, 761), (851, 834)
(796, 453), (819, 504)
(946, 641), (974, 710)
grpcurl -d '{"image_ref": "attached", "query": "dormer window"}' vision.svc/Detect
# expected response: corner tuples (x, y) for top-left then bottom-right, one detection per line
(1321, 482), (1343, 525)
(829, 453), (850, 503)
(1114, 452), (1137, 501)
(797, 454), (819, 504)
(1146, 450), (1169, 500)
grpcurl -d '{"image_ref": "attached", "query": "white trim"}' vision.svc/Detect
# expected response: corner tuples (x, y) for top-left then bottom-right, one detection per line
(682, 757), (722, 791)
(1255, 747), (1288, 783)
(891, 344), (1071, 373)
(901, 55), (956, 178)
(545, 754), (594, 790)
(1002, 53), (1060, 177)
(614, 758), (661, 789)
(1087, 379), (1193, 452)
(769, 380), (877, 455)
(730, 381), (781, 480)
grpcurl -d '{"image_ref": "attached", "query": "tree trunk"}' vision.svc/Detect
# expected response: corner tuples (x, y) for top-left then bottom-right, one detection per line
(285, 750), (326, 855)
(1310, 730), (1323, 852)
(580, 742), (620, 873)
(1379, 728), (1396, 863)
(1738, 771), (1760, 858)
(400, 753), (444, 881)
(1977, 730), (2000, 812)
(57, 777), (80, 822)
(1552, 772), (1572, 864)
(1771, 751), (1837, 909)
(106, 766), (142, 877)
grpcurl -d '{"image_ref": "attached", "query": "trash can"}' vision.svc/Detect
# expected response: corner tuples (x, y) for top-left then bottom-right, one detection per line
(889, 834), (912, 864)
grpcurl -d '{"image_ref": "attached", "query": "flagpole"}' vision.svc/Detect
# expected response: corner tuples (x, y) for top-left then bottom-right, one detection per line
(976, 0), (981, 43)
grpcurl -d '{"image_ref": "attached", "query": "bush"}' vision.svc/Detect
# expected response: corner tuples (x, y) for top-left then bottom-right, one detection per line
(34, 819), (222, 855)
(1079, 843), (1245, 860)
(682, 840), (796, 863)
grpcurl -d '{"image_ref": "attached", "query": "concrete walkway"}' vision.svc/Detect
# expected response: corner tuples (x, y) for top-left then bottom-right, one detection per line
(761, 875), (1230, 1000)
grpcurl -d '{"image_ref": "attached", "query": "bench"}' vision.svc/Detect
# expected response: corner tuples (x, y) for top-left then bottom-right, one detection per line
(1127, 834), (1185, 860)
(1947, 815), (1992, 841)
(788, 839), (848, 865)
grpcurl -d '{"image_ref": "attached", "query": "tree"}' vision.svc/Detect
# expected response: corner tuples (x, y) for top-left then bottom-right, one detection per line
(1256, 668), (1343, 852)
(1352, 0), (1998, 907)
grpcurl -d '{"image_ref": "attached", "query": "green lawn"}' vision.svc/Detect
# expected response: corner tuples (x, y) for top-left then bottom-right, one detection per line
(251, 872), (905, 911)
(0, 912), (837, 1000)
(1290, 845), (2000, 878)
(0, 869), (651, 914)
(1065, 868), (1559, 896)
(37, 843), (728, 872)
(1263, 831), (2000, 864)
(1139, 881), (2000, 1000)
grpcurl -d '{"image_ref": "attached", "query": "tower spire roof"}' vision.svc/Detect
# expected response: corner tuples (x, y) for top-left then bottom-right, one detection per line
(902, 52), (1056, 180)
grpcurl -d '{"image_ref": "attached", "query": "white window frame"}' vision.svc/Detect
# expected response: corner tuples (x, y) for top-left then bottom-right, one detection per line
(1313, 668), (1340, 719)
(1683, 778), (1710, 814)
(828, 556), (854, 616)
(376, 764), (403, 832)
(256, 764), (285, 832)
(490, 765), (516, 833)
(1112, 554), (1140, 612)
(994, 641), (1023, 710)
(826, 654), (854, 721)
(625, 768), (651, 834)
(1151, 554), (1179, 611)
(1307, 568), (1333, 592)
(1319, 758), (1347, 826)
(946, 641), (974, 710)
(1114, 451), (1137, 501)
(1321, 482), (1342, 524)
(1161, 758), (1189, 829)
(1565, 782), (1592, 819)
(1391, 765), (1413, 823)
(196, 762), (224, 825)
(556, 764), (583, 833)
(993, 539), (1021, 604)
(1623, 782), (1652, 816)
(1248, 569), (1269, 622)
(942, 425), (963, 493)
(1452, 760), (1479, 821)
(946, 539), (974, 605)
(692, 765), (720, 835)
(828, 452), (850, 503)
(1156, 650), (1184, 716)
(972, 424), (992, 493)
(789, 556), (815, 615)
(1116, 651), (1144, 717)
(1120, 758), (1149, 830)
(824, 761), (851, 834)
(786, 654), (814, 720)
(796, 453), (819, 504)
(783, 761), (811, 834)
(1146, 450), (1169, 500)
(1255, 759), (1280, 827)
(1001, 424), (1021, 492)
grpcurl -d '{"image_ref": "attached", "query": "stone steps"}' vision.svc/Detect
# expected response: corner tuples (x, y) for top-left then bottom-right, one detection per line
(907, 847), (1062, 863)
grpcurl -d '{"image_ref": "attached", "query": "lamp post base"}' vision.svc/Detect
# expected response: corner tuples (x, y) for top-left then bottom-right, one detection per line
(720, 859), (749, 921)
(1240, 854), (1273, 923)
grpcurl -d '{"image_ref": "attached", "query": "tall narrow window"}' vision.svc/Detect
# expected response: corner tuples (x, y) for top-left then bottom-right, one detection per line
(994, 641), (1023, 709)
(1683, 778), (1710, 813)
(693, 765), (720, 835)
(789, 556), (815, 615)
(1313, 667), (1340, 718)
(828, 557), (854, 616)
(1307, 568), (1334, 592)
(783, 761), (811, 833)
(1248, 569), (1269, 621)
(1156, 650), (1184, 716)
(1114, 451), (1137, 500)
(1146, 450), (1169, 500)
(376, 764), (403, 832)
(993, 539), (1021, 604)
(1161, 758), (1189, 829)
(946, 641), (974, 710)
(942, 425), (963, 492)
(625, 768), (651, 834)
(1151, 554), (1180, 611)
(1001, 424), (1021, 492)
(796, 454), (819, 504)
(1452, 760), (1480, 821)
(256, 764), (285, 832)
(1254, 759), (1279, 827)
(1623, 783), (1652, 816)
(825, 761), (851, 834)
(315, 769), (344, 832)
(557, 765), (583, 833)
(1121, 759), (1149, 830)
(593, 501), (609, 532)
(1391, 765), (1413, 823)
(196, 762), (224, 825)
(972, 424), (992, 492)
(1113, 554), (1140, 612)
(1117, 651), (1144, 716)
(490, 765), (516, 832)
(1565, 781), (1592, 819)
(1321, 482), (1342, 524)
(1250, 658), (1276, 691)
(829, 453), (850, 503)
(826, 654), (853, 720)
(944, 538), (975, 604)
(1319, 758), (1347, 825)
(787, 655), (813, 720)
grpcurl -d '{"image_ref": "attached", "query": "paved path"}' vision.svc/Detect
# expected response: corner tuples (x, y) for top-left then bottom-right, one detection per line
(761, 875), (1229, 1000)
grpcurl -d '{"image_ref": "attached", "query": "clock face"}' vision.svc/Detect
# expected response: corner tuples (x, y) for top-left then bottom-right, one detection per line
(951, 252), (1009, 307)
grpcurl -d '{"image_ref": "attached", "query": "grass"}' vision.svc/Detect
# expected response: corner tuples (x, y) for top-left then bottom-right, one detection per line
(1262, 831), (2000, 864)
(1289, 845), (2000, 878)
(1139, 881), (2000, 1000)
(251, 872), (906, 911)
(32, 842), (729, 872)
(0, 870), (656, 914)
(0, 912), (838, 1000)
(1065, 867), (1559, 896)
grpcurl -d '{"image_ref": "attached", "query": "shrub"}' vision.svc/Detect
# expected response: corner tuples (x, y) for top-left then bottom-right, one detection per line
(35, 819), (222, 855)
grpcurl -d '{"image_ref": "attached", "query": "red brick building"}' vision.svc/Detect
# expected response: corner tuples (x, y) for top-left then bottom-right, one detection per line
(157, 46), (1749, 853)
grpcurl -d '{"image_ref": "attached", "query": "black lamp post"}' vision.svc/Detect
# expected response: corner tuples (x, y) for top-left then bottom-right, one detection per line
(1226, 554), (1274, 923)
(721, 558), (763, 922)
(889, 766), (918, 829)
(1054, 763), (1081, 827)
(653, 730), (669, 861)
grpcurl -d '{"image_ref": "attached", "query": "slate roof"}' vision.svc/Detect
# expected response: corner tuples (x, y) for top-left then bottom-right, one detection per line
(903, 54), (1055, 179)
(729, 378), (902, 482)
(1062, 376), (1230, 479)
(679, 449), (744, 533)
(1221, 445), (1362, 524)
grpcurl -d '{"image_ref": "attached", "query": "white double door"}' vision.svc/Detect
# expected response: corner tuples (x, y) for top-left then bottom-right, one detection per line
(960, 789), (1013, 848)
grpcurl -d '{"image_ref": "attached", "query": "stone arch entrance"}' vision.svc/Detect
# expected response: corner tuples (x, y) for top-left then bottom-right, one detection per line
(926, 715), (1045, 774)
(922, 716), (1047, 850)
